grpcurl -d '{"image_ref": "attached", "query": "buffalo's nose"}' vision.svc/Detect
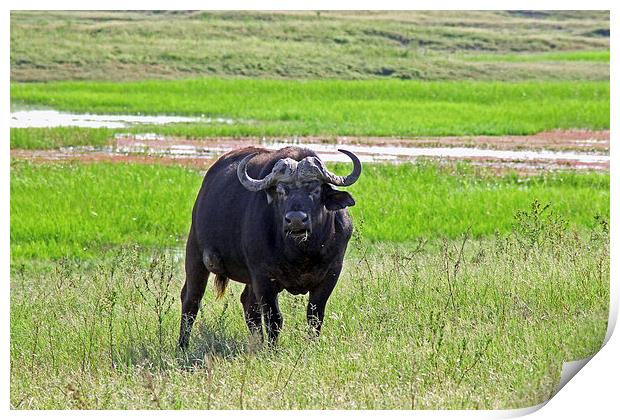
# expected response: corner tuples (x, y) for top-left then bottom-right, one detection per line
(284, 211), (309, 228)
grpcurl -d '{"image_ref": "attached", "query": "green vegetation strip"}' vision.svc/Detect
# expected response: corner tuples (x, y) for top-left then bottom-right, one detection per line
(10, 79), (610, 141)
(10, 160), (609, 261)
(464, 50), (610, 63)
(10, 127), (113, 149)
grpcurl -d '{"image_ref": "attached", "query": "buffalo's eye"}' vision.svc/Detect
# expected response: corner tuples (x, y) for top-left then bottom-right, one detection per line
(276, 184), (288, 196)
(307, 184), (322, 200)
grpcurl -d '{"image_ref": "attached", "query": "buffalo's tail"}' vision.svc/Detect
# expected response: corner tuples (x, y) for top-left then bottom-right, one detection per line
(214, 274), (229, 299)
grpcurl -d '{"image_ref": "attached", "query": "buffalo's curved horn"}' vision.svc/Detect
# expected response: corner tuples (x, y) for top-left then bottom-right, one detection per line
(237, 153), (295, 191)
(237, 153), (273, 191)
(320, 149), (362, 186)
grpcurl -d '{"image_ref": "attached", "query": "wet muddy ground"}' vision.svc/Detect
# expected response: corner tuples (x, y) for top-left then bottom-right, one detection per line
(11, 130), (610, 174)
(10, 109), (232, 128)
(10, 108), (610, 173)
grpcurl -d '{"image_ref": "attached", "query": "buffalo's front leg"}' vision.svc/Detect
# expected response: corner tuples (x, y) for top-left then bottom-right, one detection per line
(307, 265), (341, 337)
(240, 284), (263, 342)
(252, 278), (283, 345)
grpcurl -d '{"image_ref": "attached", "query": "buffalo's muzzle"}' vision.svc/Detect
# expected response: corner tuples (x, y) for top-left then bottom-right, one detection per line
(284, 211), (310, 235)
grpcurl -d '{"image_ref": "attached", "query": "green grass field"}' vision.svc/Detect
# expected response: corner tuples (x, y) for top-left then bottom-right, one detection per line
(10, 79), (610, 147)
(10, 239), (609, 409)
(10, 167), (609, 407)
(10, 10), (609, 82)
(10, 160), (609, 261)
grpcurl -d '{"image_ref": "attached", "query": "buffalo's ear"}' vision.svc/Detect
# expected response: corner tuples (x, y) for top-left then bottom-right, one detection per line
(265, 188), (276, 205)
(324, 185), (355, 210)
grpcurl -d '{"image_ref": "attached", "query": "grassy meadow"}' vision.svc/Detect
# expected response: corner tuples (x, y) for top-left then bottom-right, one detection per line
(10, 160), (610, 409)
(10, 10), (610, 150)
(10, 10), (610, 411)
(10, 79), (610, 148)
(10, 227), (609, 409)
(10, 10), (609, 82)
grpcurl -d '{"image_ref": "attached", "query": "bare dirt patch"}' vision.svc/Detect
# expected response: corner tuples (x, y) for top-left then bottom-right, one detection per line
(10, 148), (217, 170)
(11, 129), (609, 174)
(112, 129), (609, 152)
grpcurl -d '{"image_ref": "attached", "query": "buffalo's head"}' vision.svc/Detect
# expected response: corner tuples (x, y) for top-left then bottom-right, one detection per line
(237, 149), (361, 240)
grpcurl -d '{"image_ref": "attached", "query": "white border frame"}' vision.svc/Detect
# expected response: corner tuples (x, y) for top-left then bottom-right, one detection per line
(2, 2), (616, 418)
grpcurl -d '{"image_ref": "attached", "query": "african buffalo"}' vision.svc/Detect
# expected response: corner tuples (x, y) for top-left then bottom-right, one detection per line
(178, 146), (361, 348)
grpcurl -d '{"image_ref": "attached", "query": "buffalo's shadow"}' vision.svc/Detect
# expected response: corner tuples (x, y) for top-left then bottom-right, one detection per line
(179, 324), (251, 369)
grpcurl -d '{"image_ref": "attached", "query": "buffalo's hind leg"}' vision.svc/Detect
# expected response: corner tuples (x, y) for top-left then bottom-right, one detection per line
(178, 229), (209, 350)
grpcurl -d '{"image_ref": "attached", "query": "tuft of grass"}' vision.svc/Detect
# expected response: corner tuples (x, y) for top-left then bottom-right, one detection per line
(10, 79), (610, 139)
(10, 160), (609, 261)
(10, 219), (609, 409)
